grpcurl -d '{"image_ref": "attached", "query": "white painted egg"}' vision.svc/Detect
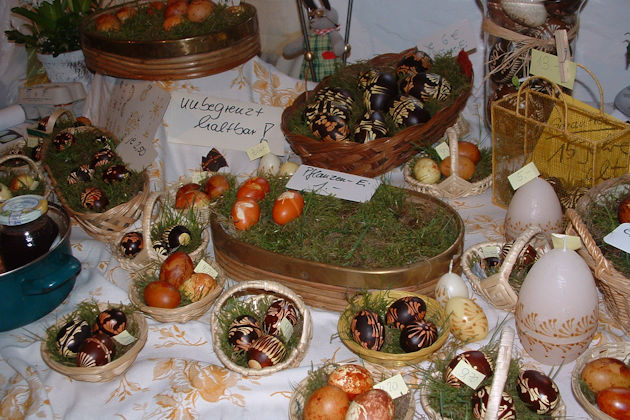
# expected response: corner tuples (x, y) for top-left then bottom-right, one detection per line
(278, 161), (300, 176)
(435, 271), (469, 308)
(445, 296), (488, 343)
(501, 0), (547, 27)
(258, 153), (281, 176)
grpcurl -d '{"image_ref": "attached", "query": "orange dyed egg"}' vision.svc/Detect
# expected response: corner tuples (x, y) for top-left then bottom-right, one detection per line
(457, 141), (481, 164)
(439, 155), (475, 180)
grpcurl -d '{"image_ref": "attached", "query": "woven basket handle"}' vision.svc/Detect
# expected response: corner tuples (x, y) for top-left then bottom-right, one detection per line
(143, 191), (164, 261)
(485, 327), (515, 420)
(565, 208), (614, 278)
(446, 127), (460, 177)
(498, 225), (546, 280)
(0, 153), (50, 200)
(515, 75), (569, 132)
(44, 109), (75, 134)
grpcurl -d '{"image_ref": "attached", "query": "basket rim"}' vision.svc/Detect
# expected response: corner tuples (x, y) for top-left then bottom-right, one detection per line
(0, 153), (51, 200)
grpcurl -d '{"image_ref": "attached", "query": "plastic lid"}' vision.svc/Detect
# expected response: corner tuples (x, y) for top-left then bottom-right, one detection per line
(0, 195), (48, 226)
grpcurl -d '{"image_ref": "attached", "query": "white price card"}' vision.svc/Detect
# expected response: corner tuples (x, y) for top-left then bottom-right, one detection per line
(434, 142), (450, 160)
(604, 223), (630, 254)
(508, 162), (540, 190)
(373, 374), (409, 399)
(530, 49), (577, 90)
(285, 165), (381, 203)
(277, 318), (294, 343)
(416, 19), (477, 55)
(450, 359), (486, 390)
(551, 233), (582, 250)
(194, 259), (219, 278)
(113, 330), (137, 346)
(246, 140), (271, 160)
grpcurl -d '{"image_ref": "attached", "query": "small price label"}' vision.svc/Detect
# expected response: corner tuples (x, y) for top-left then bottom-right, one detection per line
(481, 246), (500, 259)
(551, 233), (582, 250)
(530, 49), (577, 90)
(508, 162), (540, 190)
(434, 142), (450, 160)
(113, 330), (137, 346)
(246, 141), (271, 161)
(604, 223), (630, 254)
(277, 318), (294, 343)
(373, 374), (408, 399)
(450, 359), (486, 390)
(194, 259), (219, 278)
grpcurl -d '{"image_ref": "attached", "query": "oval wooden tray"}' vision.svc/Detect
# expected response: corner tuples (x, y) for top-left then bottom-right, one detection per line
(210, 189), (464, 312)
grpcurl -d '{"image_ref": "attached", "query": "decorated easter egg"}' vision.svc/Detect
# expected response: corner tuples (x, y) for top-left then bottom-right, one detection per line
(487, 39), (528, 84)
(53, 131), (75, 151)
(67, 165), (94, 184)
(358, 69), (397, 93)
(385, 296), (427, 329)
(258, 153), (281, 176)
(597, 388), (630, 419)
(471, 385), (516, 420)
(435, 271), (469, 307)
(544, 0), (583, 17)
(178, 272), (216, 302)
(327, 364), (374, 401)
(305, 99), (351, 127)
(102, 164), (130, 183)
(346, 388), (394, 420)
(152, 240), (170, 257)
(228, 314), (263, 352)
(303, 384), (350, 420)
(516, 369), (560, 414)
(444, 350), (494, 389)
(76, 333), (116, 367)
(350, 310), (385, 351)
(80, 186), (109, 211)
(120, 231), (143, 258)
(162, 225), (191, 249)
(363, 78), (397, 111)
(314, 86), (354, 109)
(413, 157), (441, 184)
(527, 17), (574, 54)
(55, 319), (92, 358)
(400, 319), (438, 352)
(247, 334), (286, 369)
(90, 148), (116, 168)
(263, 298), (299, 342)
(401, 72), (451, 103)
(31, 143), (42, 161)
(396, 50), (432, 79)
(93, 308), (127, 336)
(310, 114), (351, 142)
(389, 95), (431, 127)
(445, 297), (488, 342)
(354, 110), (388, 143)
(501, 0), (547, 27)
(37, 116), (49, 130)
(93, 134), (112, 148)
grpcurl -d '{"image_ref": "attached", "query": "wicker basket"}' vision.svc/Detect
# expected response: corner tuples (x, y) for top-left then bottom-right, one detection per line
(288, 363), (416, 420)
(210, 280), (313, 376)
(40, 303), (148, 382)
(280, 49), (473, 178)
(0, 154), (51, 201)
(403, 127), (492, 199)
(461, 225), (549, 312)
(129, 258), (225, 323)
(565, 176), (630, 334)
(337, 290), (450, 368)
(571, 342), (630, 420)
(165, 177), (216, 225)
(420, 327), (567, 420)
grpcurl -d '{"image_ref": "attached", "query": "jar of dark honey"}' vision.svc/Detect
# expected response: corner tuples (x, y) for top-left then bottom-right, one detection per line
(0, 195), (59, 271)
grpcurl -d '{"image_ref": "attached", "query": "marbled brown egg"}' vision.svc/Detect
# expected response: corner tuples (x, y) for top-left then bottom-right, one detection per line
(388, 95), (431, 127)
(90, 148), (116, 168)
(228, 314), (263, 352)
(487, 38), (528, 84)
(516, 369), (560, 414)
(55, 319), (92, 358)
(76, 333), (116, 367)
(247, 334), (286, 369)
(53, 131), (75, 151)
(263, 298), (299, 342)
(310, 113), (351, 142)
(80, 186), (109, 211)
(327, 364), (374, 401)
(400, 319), (437, 352)
(354, 110), (388, 143)
(350, 309), (385, 351)
(120, 231), (143, 258)
(396, 49), (432, 79)
(93, 308), (127, 336)
(162, 225), (192, 249)
(67, 165), (94, 184)
(386, 296), (427, 329)
(401, 72), (452, 103)
(471, 385), (516, 420)
(103, 164), (130, 184)
(444, 350), (494, 389)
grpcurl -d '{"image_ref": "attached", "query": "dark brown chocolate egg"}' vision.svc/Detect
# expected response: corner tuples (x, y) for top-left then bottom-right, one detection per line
(401, 72), (452, 103)
(76, 333), (116, 367)
(31, 143), (42, 161)
(310, 113), (351, 142)
(152, 240), (170, 257)
(90, 148), (116, 168)
(445, 350), (494, 389)
(389, 95), (431, 127)
(93, 308), (127, 336)
(354, 110), (388, 143)
(80, 186), (109, 211)
(350, 309), (385, 351)
(472, 385), (516, 420)
(228, 314), (263, 352)
(488, 39), (528, 84)
(396, 50), (432, 79)
(400, 319), (437, 352)
(247, 334), (286, 369)
(386, 296), (427, 328)
(55, 319), (92, 358)
(103, 165), (130, 183)
(67, 165), (95, 184)
(516, 369), (560, 414)
(263, 298), (299, 341)
(120, 231), (143, 258)
(53, 131), (75, 151)
(162, 225), (192, 249)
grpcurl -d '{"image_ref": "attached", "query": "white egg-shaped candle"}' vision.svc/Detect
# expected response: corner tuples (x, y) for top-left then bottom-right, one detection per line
(504, 177), (563, 242)
(435, 261), (469, 307)
(515, 247), (598, 365)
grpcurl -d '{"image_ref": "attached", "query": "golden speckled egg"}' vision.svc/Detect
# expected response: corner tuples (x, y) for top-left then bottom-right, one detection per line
(247, 334), (286, 369)
(445, 296), (488, 343)
(350, 309), (385, 351)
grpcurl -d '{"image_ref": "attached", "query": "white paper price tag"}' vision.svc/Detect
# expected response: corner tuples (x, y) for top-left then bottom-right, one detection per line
(277, 317), (294, 343)
(373, 374), (409, 399)
(286, 165), (380, 203)
(551, 233), (582, 250)
(508, 162), (540, 190)
(604, 223), (630, 254)
(450, 359), (486, 390)
(434, 142), (450, 160)
(246, 141), (271, 161)
(113, 330), (137, 346)
(194, 259), (219, 278)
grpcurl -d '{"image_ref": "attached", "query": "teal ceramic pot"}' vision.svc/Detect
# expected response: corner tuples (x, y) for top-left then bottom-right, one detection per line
(0, 204), (80, 332)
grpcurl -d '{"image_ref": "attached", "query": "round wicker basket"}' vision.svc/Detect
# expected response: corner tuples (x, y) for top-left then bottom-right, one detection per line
(40, 303), (148, 383)
(165, 177), (218, 225)
(403, 127), (492, 200)
(210, 280), (313, 376)
(337, 290), (450, 368)
(0, 153), (51, 201)
(571, 341), (630, 420)
(280, 49), (473, 178)
(288, 363), (416, 420)
(564, 175), (630, 335)
(461, 225), (550, 312)
(129, 258), (225, 323)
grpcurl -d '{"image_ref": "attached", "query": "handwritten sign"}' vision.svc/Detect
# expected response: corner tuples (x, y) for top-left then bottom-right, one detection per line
(164, 92), (284, 156)
(604, 223), (630, 254)
(449, 359), (486, 390)
(417, 19), (477, 56)
(530, 49), (576, 90)
(285, 165), (380, 203)
(373, 374), (408, 399)
(508, 162), (540, 190)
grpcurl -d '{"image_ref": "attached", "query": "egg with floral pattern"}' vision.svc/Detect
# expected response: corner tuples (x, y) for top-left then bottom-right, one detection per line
(400, 319), (437, 352)
(263, 298), (299, 342)
(385, 296), (427, 329)
(444, 350), (494, 389)
(310, 113), (351, 142)
(388, 95), (431, 127)
(445, 296), (488, 342)
(80, 186), (109, 211)
(471, 385), (516, 420)
(120, 231), (143, 258)
(228, 314), (263, 352)
(396, 50), (432, 79)
(93, 308), (127, 336)
(401, 72), (451, 103)
(350, 309), (385, 351)
(516, 369), (560, 414)
(55, 319), (92, 358)
(247, 334), (286, 369)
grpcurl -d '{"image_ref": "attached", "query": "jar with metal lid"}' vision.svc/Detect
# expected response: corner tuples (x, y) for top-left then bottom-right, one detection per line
(0, 195), (59, 271)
